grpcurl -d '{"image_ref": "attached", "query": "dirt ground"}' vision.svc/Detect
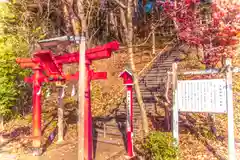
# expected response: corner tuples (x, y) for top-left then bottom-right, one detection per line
(0, 141), (126, 160)
(17, 141), (126, 160)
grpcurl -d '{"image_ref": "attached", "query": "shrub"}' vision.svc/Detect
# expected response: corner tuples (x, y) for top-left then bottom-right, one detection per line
(0, 3), (31, 120)
(141, 131), (178, 160)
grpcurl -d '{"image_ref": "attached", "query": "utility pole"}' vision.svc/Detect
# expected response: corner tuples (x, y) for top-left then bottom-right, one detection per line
(78, 35), (86, 160)
(77, 0), (87, 159)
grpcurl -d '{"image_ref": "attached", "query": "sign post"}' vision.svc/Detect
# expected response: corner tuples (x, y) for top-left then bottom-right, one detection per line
(119, 68), (134, 158)
(225, 59), (236, 160)
(172, 63), (178, 146)
(171, 59), (237, 160)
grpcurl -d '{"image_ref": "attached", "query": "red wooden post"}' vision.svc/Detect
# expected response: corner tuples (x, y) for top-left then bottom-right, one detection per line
(66, 63), (108, 160)
(16, 58), (44, 155)
(119, 69), (134, 158)
(126, 85), (134, 157)
(32, 69), (42, 150)
(84, 60), (92, 159)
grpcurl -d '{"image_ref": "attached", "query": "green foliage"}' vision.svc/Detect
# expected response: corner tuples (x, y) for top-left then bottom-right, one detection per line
(142, 131), (178, 160)
(0, 35), (29, 118)
(25, 114), (32, 123)
(0, 0), (68, 119)
(0, 3), (30, 119)
(51, 120), (57, 128)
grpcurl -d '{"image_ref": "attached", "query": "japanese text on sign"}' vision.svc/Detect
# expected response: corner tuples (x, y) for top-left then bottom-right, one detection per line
(126, 90), (131, 132)
(176, 79), (227, 113)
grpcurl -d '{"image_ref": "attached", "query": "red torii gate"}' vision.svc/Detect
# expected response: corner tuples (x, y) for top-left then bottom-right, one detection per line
(16, 40), (119, 158)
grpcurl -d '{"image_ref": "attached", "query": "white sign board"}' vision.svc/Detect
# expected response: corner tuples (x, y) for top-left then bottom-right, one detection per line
(176, 79), (227, 113)
(126, 90), (131, 132)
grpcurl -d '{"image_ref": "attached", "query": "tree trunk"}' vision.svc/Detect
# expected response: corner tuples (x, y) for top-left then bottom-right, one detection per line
(0, 115), (3, 130)
(61, 1), (72, 34)
(151, 5), (156, 57)
(109, 11), (119, 39)
(127, 0), (149, 137)
(120, 7), (128, 44)
(69, 11), (81, 35)
(106, 12), (110, 40)
(173, 0), (179, 41)
(0, 115), (3, 143)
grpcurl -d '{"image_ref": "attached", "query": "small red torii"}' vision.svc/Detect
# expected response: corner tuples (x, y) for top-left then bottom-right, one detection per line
(16, 40), (119, 158)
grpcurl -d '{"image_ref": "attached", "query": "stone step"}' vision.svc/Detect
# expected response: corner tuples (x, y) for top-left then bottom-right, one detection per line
(138, 87), (161, 92)
(145, 70), (170, 74)
(145, 75), (169, 79)
(95, 126), (139, 137)
(93, 130), (124, 146)
(145, 81), (166, 86)
(143, 79), (168, 84)
(95, 128), (122, 137)
(133, 93), (156, 99)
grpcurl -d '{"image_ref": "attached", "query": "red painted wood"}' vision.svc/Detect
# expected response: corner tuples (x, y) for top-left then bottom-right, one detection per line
(126, 85), (134, 157)
(84, 64), (93, 159)
(32, 70), (42, 148)
(54, 41), (119, 63)
(34, 50), (64, 77)
(120, 69), (134, 157)
(119, 70), (133, 85)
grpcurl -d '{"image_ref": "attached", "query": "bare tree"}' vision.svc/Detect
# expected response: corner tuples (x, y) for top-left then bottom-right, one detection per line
(127, 0), (149, 136)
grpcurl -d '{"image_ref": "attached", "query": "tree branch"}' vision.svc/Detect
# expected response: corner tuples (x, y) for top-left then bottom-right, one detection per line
(110, 0), (127, 9)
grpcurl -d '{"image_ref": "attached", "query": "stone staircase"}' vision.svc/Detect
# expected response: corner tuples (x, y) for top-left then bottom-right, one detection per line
(93, 44), (180, 147)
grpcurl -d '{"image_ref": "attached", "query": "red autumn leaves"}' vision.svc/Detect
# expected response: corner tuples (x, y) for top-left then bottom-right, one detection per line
(159, 0), (240, 66)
